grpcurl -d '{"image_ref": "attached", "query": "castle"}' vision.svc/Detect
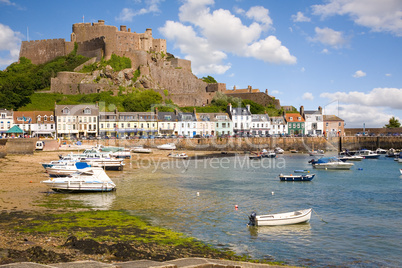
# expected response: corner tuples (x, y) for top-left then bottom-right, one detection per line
(19, 20), (280, 108)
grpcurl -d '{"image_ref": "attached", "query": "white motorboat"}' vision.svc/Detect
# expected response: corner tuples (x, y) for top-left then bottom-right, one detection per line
(132, 146), (152, 154)
(46, 162), (90, 177)
(274, 147), (284, 154)
(79, 153), (125, 171)
(339, 155), (364, 161)
(168, 152), (188, 159)
(260, 149), (276, 158)
(309, 150), (324, 156)
(157, 143), (176, 150)
(357, 149), (380, 159)
(41, 167), (116, 193)
(400, 169), (402, 175)
(248, 208), (312, 226)
(312, 157), (354, 170)
(376, 148), (387, 154)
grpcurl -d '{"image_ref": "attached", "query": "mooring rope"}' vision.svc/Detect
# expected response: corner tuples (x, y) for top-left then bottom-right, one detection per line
(313, 208), (328, 224)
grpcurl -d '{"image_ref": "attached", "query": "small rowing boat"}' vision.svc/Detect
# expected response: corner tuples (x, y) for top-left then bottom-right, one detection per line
(248, 208), (312, 226)
(279, 173), (315, 181)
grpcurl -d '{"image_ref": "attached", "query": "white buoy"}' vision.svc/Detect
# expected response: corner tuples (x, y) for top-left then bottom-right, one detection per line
(271, 191), (274, 195)
(196, 192), (200, 196)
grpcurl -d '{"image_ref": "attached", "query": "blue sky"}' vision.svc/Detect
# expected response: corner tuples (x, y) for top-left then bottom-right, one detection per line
(1, 0), (402, 128)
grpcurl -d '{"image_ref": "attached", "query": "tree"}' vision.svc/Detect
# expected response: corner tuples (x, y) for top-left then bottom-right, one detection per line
(201, 75), (217, 83)
(384, 116), (401, 128)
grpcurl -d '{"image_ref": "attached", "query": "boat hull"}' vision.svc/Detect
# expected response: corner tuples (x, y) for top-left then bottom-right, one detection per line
(313, 163), (353, 170)
(253, 208), (312, 226)
(42, 180), (116, 193)
(279, 174), (315, 181)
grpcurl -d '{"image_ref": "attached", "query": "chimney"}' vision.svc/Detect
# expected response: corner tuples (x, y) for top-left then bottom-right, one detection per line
(227, 103), (232, 113)
(120, 25), (127, 32)
(155, 107), (158, 117)
(246, 104), (251, 112)
(265, 89), (268, 94)
(248, 85), (252, 92)
(233, 85), (236, 90)
(300, 106), (304, 117)
(193, 107), (196, 115)
(174, 108), (178, 115)
(98, 20), (105, 25)
(318, 106), (323, 114)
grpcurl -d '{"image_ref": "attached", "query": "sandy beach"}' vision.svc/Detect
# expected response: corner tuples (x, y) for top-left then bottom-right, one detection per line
(0, 148), (235, 212)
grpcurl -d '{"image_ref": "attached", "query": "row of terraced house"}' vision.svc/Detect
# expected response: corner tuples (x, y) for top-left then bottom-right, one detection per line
(0, 103), (344, 139)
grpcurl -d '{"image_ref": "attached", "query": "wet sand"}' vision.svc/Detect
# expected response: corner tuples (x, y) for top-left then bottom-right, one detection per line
(0, 149), (238, 212)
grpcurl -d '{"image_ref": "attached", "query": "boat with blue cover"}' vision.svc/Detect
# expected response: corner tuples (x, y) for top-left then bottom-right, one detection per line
(311, 156), (354, 170)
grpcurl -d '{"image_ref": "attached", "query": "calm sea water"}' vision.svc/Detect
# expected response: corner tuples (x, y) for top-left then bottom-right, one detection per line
(62, 154), (402, 267)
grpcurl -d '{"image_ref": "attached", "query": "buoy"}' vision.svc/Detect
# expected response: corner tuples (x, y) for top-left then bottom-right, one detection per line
(196, 192), (200, 196)
(358, 168), (363, 170)
(271, 191), (274, 195)
(235, 205), (238, 210)
(29, 181), (32, 183)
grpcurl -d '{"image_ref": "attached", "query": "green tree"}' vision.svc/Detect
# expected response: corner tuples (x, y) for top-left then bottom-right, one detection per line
(201, 75), (217, 83)
(241, 99), (266, 114)
(384, 116), (401, 128)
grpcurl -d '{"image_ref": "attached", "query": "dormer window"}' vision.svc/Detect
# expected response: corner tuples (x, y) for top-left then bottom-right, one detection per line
(84, 108), (91, 114)
(298, 117), (301, 120)
(37, 115), (41, 121)
(290, 117), (293, 120)
(62, 107), (70, 114)
(50, 115), (54, 121)
(44, 115), (47, 121)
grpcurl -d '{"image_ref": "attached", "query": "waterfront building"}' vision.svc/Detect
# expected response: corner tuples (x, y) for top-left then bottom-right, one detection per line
(99, 111), (120, 138)
(285, 112), (305, 135)
(55, 104), (99, 139)
(324, 115), (344, 137)
(0, 109), (13, 136)
(136, 112), (158, 137)
(198, 112), (233, 137)
(13, 111), (55, 138)
(227, 103), (252, 135)
(300, 106), (323, 136)
(177, 110), (198, 137)
(157, 111), (178, 136)
(269, 116), (287, 135)
(251, 113), (270, 136)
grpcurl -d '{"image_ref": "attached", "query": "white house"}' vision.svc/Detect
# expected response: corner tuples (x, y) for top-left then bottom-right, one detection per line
(251, 113), (270, 136)
(0, 109), (13, 136)
(269, 116), (287, 135)
(226, 103), (252, 135)
(300, 106), (324, 136)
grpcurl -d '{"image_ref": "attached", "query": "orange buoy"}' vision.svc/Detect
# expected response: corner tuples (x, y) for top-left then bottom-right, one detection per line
(235, 205), (238, 210)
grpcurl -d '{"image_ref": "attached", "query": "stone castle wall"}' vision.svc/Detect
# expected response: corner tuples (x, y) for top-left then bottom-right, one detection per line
(76, 37), (105, 61)
(19, 38), (74, 65)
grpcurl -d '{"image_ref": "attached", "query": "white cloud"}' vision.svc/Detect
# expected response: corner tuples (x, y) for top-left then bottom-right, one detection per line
(159, 0), (296, 74)
(271, 90), (280, 95)
(321, 48), (330, 54)
(385, 73), (392, 77)
(353, 70), (366, 78)
(324, 103), (395, 128)
(302, 92), (314, 100)
(291, 11), (311, 22)
(320, 87), (402, 110)
(312, 0), (402, 36)
(310, 27), (347, 48)
(301, 67), (305, 72)
(245, 6), (273, 30)
(116, 0), (163, 22)
(0, 23), (22, 69)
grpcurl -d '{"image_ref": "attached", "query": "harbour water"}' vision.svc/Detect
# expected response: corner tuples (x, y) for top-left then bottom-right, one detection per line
(65, 153), (402, 267)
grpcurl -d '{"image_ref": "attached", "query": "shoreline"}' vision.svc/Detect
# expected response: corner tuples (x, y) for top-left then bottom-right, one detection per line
(0, 150), (298, 267)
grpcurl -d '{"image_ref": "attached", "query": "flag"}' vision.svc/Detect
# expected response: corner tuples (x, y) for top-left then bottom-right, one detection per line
(23, 116), (26, 121)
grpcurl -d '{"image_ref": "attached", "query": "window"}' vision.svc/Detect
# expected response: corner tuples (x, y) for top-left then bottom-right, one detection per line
(84, 108), (91, 114)
(62, 108), (70, 114)
(44, 115), (47, 121)
(339, 122), (341, 126)
(290, 117), (293, 120)
(50, 115), (54, 121)
(326, 122), (329, 127)
(101, 123), (104, 128)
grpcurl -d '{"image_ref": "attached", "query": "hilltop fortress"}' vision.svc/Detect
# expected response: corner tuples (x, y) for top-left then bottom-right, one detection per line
(19, 20), (280, 108)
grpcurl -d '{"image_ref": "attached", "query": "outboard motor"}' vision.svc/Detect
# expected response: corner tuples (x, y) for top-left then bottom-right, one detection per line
(248, 212), (257, 226)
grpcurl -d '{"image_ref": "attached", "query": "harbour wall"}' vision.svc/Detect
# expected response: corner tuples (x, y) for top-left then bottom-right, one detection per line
(79, 136), (402, 152)
(2, 136), (401, 155)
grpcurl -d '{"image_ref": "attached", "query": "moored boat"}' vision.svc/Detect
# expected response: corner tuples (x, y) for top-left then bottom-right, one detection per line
(248, 208), (312, 226)
(132, 146), (152, 154)
(309, 149), (324, 156)
(41, 167), (116, 193)
(157, 143), (176, 150)
(168, 152), (188, 159)
(79, 153), (125, 171)
(279, 174), (315, 181)
(46, 162), (91, 177)
(339, 155), (364, 161)
(311, 157), (354, 170)
(260, 149), (276, 158)
(274, 147), (284, 154)
(357, 149), (380, 159)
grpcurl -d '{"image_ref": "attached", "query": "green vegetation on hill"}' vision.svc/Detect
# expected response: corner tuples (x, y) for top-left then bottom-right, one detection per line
(80, 54), (132, 73)
(0, 46), (89, 110)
